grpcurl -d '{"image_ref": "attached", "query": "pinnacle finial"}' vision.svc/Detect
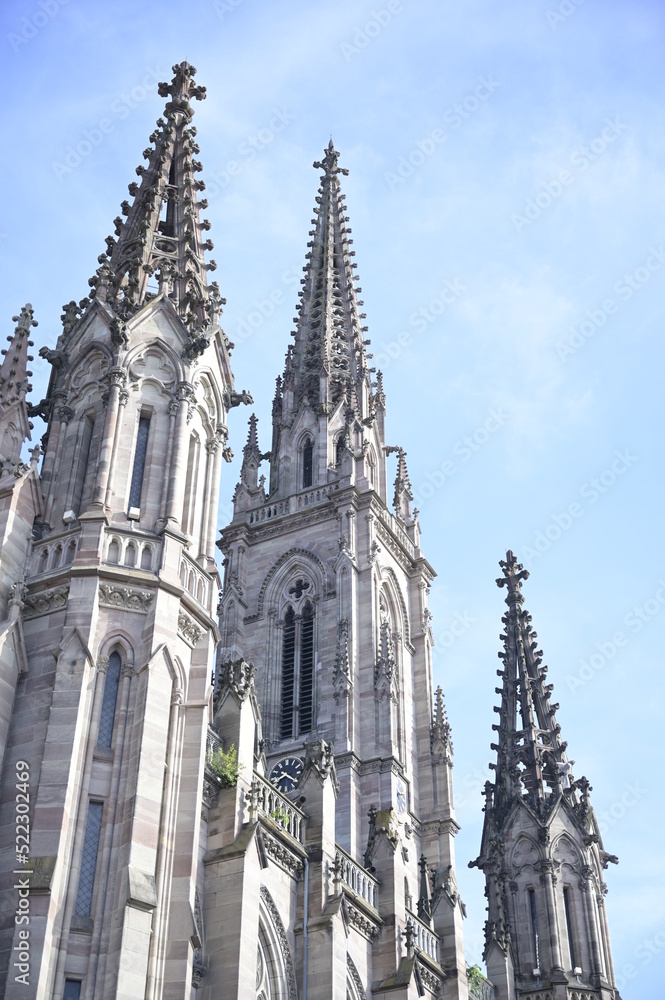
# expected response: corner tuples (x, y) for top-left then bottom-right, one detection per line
(496, 549), (529, 599)
(83, 61), (218, 351)
(0, 305), (36, 464)
(393, 447), (413, 522)
(313, 139), (349, 178)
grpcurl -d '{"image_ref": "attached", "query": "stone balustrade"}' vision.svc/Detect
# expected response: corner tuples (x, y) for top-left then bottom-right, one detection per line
(406, 908), (441, 964)
(334, 844), (379, 909)
(249, 771), (306, 843)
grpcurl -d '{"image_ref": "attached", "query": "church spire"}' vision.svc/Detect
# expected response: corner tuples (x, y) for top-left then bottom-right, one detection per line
(471, 552), (621, 999)
(86, 61), (223, 353)
(0, 304), (36, 465)
(282, 140), (373, 418)
(490, 550), (571, 819)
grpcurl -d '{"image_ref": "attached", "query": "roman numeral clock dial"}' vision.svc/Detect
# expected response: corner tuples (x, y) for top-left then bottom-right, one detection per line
(269, 756), (304, 793)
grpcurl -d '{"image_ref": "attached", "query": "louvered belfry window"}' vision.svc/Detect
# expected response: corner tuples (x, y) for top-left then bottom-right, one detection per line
(299, 602), (314, 733)
(280, 608), (296, 739)
(74, 801), (104, 916)
(280, 597), (316, 740)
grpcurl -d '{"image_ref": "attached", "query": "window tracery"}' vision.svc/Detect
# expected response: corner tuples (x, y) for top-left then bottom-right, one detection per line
(279, 576), (316, 740)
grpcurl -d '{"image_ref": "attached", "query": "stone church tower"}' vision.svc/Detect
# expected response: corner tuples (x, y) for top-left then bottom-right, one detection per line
(208, 139), (469, 1000)
(471, 552), (621, 1000)
(0, 63), (248, 999)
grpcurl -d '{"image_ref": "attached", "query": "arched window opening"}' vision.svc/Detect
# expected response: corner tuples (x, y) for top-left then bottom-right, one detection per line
(280, 596), (316, 741)
(563, 886), (577, 970)
(98, 651), (122, 747)
(39, 548), (48, 572)
(140, 546), (152, 571)
(128, 414), (151, 512)
(52, 545), (63, 569)
(280, 607), (296, 740)
(65, 541), (77, 565)
(182, 432), (200, 535)
(124, 543), (136, 568)
(302, 438), (313, 488)
(108, 539), (120, 564)
(528, 887), (541, 970)
(299, 602), (314, 734)
(335, 434), (345, 466)
(71, 415), (95, 516)
(256, 924), (280, 1000)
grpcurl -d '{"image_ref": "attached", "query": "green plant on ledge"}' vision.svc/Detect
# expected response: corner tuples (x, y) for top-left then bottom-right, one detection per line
(270, 804), (291, 827)
(467, 965), (486, 995)
(206, 744), (242, 788)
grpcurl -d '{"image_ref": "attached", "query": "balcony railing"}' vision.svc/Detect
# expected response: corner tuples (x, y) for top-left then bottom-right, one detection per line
(334, 845), (379, 909)
(406, 908), (441, 964)
(248, 771), (306, 843)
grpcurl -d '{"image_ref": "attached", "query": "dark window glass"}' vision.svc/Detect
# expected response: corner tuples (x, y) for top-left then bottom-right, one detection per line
(280, 608), (296, 739)
(302, 439), (313, 488)
(75, 802), (103, 916)
(528, 888), (540, 968)
(128, 416), (150, 510)
(563, 886), (577, 969)
(299, 602), (314, 733)
(64, 982), (82, 1000)
(98, 652), (121, 747)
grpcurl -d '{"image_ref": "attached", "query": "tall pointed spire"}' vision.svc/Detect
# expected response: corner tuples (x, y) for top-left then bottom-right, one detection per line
(86, 61), (223, 351)
(471, 552), (621, 999)
(490, 550), (570, 819)
(281, 140), (373, 417)
(0, 305), (36, 465)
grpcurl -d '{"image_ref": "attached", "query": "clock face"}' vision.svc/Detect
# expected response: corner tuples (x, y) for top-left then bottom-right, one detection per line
(269, 756), (304, 794)
(396, 779), (407, 815)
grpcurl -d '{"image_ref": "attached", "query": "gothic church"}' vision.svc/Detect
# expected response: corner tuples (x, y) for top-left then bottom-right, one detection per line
(0, 63), (622, 1000)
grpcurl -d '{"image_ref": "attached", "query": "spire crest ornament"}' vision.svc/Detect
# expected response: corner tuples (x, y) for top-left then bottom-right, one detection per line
(283, 142), (371, 414)
(84, 62), (223, 355)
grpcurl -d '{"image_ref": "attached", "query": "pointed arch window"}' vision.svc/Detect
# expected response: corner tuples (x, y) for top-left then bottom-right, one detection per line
(528, 887), (541, 970)
(128, 414), (151, 511)
(302, 438), (313, 488)
(280, 600), (316, 740)
(98, 651), (122, 747)
(563, 886), (577, 970)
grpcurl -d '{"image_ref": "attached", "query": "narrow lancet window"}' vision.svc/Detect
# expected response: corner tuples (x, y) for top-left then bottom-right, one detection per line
(71, 416), (95, 515)
(98, 651), (121, 747)
(299, 602), (314, 733)
(528, 888), (541, 969)
(182, 433), (200, 535)
(74, 801), (104, 916)
(128, 415), (150, 511)
(563, 886), (577, 969)
(302, 438), (313, 488)
(280, 607), (296, 739)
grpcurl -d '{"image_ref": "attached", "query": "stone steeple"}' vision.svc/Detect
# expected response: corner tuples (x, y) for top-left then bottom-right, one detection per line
(87, 61), (223, 354)
(492, 550), (572, 815)
(217, 140), (470, 1000)
(0, 304), (36, 466)
(0, 64), (242, 1000)
(285, 139), (370, 412)
(260, 141), (388, 505)
(471, 552), (621, 1000)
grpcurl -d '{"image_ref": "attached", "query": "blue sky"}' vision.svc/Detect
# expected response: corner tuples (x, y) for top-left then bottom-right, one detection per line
(2, 0), (663, 993)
